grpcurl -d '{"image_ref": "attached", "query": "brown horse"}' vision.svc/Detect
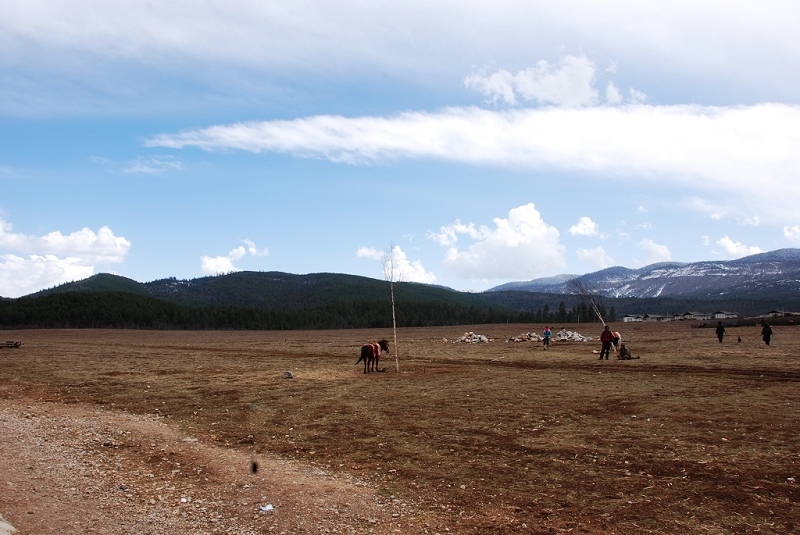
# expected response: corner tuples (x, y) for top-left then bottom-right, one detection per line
(356, 339), (390, 374)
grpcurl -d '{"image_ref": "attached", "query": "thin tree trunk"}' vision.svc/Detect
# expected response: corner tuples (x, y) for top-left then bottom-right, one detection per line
(390, 280), (399, 372)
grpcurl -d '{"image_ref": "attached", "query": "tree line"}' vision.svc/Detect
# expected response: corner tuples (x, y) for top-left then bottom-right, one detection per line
(0, 291), (610, 330)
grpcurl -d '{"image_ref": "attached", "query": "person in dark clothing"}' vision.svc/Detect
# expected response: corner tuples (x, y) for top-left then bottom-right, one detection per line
(761, 323), (773, 346)
(599, 325), (614, 360)
(617, 343), (640, 360)
(715, 322), (726, 343)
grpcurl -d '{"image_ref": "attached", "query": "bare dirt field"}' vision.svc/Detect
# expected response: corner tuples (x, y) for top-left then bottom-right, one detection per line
(0, 322), (798, 534)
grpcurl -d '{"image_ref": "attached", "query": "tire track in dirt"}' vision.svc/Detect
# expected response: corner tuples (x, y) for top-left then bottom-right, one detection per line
(0, 395), (441, 534)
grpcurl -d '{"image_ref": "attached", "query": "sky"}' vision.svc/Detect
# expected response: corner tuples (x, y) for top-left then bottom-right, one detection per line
(2, 1), (800, 298)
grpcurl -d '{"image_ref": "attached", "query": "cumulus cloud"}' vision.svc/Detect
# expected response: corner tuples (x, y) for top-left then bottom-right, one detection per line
(427, 221), (482, 247)
(0, 218), (130, 297)
(430, 203), (566, 279)
(356, 245), (436, 284)
(637, 239), (672, 265)
(0, 218), (130, 263)
(147, 103), (800, 222)
(568, 216), (599, 237)
(716, 236), (762, 257)
(576, 247), (615, 269)
(200, 239), (268, 275)
(464, 55), (598, 107)
(0, 254), (95, 298)
(243, 239), (269, 257)
(784, 225), (800, 243)
(356, 246), (384, 261)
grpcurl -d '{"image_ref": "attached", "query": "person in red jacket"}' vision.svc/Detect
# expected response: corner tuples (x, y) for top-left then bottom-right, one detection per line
(599, 325), (614, 360)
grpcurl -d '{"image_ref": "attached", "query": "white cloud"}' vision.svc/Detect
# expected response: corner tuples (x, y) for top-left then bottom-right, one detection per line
(684, 197), (726, 220)
(243, 239), (269, 257)
(716, 236), (762, 257)
(637, 205), (647, 213)
(432, 203), (566, 279)
(3, 2), (800, 117)
(784, 225), (800, 243)
(0, 218), (130, 263)
(356, 246), (383, 261)
(200, 254), (241, 275)
(739, 216), (761, 226)
(123, 156), (183, 174)
(605, 82), (622, 105)
(637, 239), (672, 265)
(147, 103), (800, 222)
(628, 88), (647, 104)
(576, 247), (614, 269)
(427, 221), (481, 247)
(0, 218), (130, 297)
(357, 245), (436, 284)
(464, 55), (598, 107)
(0, 254), (95, 298)
(702, 235), (710, 246)
(386, 245), (436, 284)
(200, 239), (268, 274)
(568, 216), (599, 237)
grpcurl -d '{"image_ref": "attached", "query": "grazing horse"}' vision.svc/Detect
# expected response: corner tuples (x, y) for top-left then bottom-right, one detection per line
(356, 339), (390, 374)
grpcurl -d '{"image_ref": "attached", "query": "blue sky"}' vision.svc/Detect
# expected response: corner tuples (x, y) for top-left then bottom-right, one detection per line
(2, 1), (800, 297)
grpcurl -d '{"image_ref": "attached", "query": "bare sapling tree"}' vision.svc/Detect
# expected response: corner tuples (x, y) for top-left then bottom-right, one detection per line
(568, 277), (606, 326)
(382, 244), (404, 372)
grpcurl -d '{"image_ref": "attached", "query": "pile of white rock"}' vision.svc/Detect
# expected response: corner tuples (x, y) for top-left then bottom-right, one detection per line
(507, 332), (543, 343)
(555, 328), (593, 342)
(453, 331), (490, 343)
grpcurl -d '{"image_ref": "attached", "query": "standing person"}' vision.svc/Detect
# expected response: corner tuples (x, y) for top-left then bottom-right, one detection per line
(611, 330), (621, 351)
(715, 321), (726, 343)
(761, 322), (773, 346)
(599, 325), (614, 360)
(542, 326), (552, 350)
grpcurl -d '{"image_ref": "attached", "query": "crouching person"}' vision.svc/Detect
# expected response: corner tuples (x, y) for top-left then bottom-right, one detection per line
(617, 343), (640, 360)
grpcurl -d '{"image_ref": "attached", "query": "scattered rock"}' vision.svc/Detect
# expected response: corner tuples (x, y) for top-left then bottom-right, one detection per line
(453, 332), (490, 343)
(0, 513), (17, 535)
(554, 329), (593, 342)
(507, 332), (543, 343)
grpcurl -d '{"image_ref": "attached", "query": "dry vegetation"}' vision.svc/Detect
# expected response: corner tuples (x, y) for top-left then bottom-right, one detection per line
(1, 321), (799, 534)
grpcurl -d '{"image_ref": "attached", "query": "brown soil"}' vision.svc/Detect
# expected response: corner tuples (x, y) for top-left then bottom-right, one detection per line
(0, 322), (798, 534)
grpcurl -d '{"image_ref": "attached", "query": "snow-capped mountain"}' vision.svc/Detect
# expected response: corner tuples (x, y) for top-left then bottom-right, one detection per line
(488, 249), (800, 299)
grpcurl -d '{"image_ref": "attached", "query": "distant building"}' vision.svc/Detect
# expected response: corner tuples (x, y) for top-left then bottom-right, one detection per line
(679, 311), (712, 321)
(713, 311), (738, 319)
(622, 314), (644, 322)
(644, 314), (671, 322)
(762, 310), (800, 318)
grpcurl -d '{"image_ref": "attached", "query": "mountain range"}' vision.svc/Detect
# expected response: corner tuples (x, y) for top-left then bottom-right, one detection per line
(3, 248), (799, 330)
(489, 248), (800, 301)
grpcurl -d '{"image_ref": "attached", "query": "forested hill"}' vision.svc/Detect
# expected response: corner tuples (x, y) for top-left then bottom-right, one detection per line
(3, 271), (794, 330)
(4, 272), (534, 329)
(31, 272), (496, 309)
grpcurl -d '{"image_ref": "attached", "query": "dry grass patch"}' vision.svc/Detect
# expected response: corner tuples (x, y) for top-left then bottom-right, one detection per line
(1, 322), (798, 534)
